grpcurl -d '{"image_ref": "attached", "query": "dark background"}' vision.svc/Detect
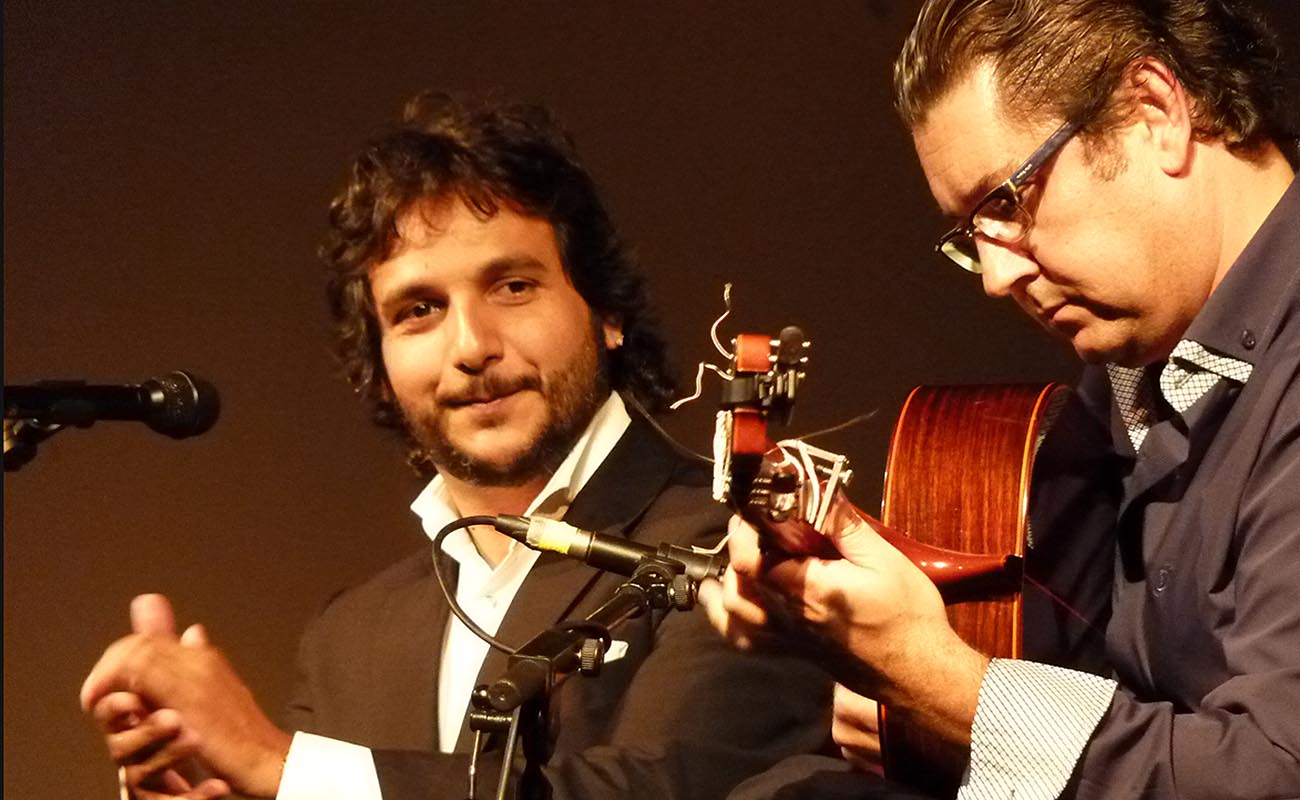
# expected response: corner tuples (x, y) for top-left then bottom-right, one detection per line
(4, 3), (1295, 797)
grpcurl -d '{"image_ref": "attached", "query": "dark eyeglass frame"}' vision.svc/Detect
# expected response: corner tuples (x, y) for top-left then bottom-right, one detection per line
(934, 119), (1082, 274)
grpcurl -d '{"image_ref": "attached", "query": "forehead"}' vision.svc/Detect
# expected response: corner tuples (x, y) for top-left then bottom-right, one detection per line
(372, 197), (567, 283)
(911, 65), (1045, 216)
(393, 197), (557, 256)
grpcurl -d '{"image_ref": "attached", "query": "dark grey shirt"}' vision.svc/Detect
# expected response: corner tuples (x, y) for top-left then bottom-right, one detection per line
(1022, 176), (1300, 799)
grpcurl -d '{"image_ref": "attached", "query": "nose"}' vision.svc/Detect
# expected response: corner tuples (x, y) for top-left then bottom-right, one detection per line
(977, 238), (1039, 298)
(446, 301), (503, 374)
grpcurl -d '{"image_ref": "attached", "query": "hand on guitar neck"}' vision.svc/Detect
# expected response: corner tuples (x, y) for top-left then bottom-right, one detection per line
(701, 506), (989, 753)
(700, 328), (1060, 796)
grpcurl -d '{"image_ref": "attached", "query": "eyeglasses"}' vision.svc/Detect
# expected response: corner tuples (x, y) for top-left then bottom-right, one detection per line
(935, 119), (1081, 273)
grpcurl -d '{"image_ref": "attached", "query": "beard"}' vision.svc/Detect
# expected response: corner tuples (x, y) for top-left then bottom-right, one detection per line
(400, 326), (610, 487)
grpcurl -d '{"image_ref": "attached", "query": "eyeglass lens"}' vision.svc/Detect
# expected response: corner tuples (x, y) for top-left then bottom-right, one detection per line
(943, 193), (1034, 272)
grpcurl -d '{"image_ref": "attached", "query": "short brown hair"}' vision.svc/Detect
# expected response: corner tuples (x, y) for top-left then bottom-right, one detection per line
(894, 0), (1295, 152)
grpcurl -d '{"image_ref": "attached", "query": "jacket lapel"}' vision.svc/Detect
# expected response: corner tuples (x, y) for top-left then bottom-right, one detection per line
(355, 552), (454, 752)
(559, 413), (681, 536)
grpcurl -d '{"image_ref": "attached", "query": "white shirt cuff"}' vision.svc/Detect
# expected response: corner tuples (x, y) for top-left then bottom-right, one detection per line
(958, 659), (1116, 800)
(277, 731), (382, 800)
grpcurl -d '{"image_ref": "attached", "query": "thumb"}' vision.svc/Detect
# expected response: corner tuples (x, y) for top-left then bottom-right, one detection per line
(180, 623), (209, 647)
(820, 515), (895, 568)
(130, 594), (178, 638)
(811, 492), (898, 567)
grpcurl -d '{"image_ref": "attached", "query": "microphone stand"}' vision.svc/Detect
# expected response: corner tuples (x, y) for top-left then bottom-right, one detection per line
(3, 417), (64, 471)
(464, 554), (697, 800)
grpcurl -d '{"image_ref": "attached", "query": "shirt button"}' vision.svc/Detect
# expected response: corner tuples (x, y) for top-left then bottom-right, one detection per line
(1241, 329), (1257, 350)
(1152, 564), (1172, 596)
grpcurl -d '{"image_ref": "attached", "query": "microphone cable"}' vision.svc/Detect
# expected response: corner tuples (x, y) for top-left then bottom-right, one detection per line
(432, 516), (520, 655)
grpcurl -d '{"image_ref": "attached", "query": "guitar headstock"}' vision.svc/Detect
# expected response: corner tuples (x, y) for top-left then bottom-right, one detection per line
(712, 327), (851, 556)
(718, 327), (808, 428)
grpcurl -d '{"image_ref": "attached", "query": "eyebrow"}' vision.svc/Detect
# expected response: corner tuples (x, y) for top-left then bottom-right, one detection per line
(945, 160), (1017, 219)
(479, 254), (551, 281)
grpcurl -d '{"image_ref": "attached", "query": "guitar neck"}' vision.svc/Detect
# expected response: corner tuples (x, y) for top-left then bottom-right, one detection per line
(745, 485), (1023, 604)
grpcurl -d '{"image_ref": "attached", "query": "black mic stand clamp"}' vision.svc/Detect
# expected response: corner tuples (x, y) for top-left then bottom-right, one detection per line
(465, 554), (698, 800)
(3, 417), (64, 472)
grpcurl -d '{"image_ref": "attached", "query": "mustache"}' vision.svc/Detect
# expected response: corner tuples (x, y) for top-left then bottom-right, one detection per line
(438, 372), (542, 407)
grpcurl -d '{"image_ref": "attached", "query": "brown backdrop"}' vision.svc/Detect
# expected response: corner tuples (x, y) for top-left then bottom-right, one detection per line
(4, 3), (1296, 798)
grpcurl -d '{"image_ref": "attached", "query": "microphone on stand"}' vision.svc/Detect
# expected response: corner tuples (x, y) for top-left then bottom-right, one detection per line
(4, 371), (220, 438)
(489, 515), (727, 583)
(3, 371), (220, 471)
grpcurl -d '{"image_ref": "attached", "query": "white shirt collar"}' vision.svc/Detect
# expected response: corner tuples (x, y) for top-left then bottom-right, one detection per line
(410, 391), (633, 554)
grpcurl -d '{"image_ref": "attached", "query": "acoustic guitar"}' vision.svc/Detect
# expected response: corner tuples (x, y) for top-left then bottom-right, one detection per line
(711, 326), (1066, 797)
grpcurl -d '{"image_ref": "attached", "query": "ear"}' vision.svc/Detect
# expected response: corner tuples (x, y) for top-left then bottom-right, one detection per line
(601, 315), (625, 350)
(1120, 58), (1195, 176)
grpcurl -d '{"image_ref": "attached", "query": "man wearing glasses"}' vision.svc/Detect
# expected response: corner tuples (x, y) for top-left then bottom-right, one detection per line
(706, 0), (1300, 798)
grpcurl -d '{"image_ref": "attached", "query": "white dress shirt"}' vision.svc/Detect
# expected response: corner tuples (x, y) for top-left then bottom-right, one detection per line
(279, 393), (631, 800)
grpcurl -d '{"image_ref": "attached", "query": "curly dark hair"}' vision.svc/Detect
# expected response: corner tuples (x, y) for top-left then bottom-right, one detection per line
(894, 0), (1296, 155)
(321, 91), (676, 432)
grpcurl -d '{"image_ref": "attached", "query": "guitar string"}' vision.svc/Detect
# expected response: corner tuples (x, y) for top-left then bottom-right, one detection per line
(1021, 574), (1106, 635)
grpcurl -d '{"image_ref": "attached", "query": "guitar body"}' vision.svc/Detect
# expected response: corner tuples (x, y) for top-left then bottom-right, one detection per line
(878, 383), (1067, 797)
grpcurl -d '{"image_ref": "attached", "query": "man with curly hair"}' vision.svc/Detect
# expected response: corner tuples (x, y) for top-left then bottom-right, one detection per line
(81, 93), (830, 800)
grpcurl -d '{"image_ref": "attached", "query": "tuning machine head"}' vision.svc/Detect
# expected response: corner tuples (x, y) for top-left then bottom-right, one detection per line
(720, 328), (810, 427)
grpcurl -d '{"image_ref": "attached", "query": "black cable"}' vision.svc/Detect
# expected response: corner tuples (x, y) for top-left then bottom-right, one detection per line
(494, 709), (521, 800)
(433, 515), (518, 655)
(622, 393), (714, 465)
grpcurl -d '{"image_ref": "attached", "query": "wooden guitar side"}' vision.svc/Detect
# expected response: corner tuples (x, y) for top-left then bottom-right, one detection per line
(878, 383), (1067, 797)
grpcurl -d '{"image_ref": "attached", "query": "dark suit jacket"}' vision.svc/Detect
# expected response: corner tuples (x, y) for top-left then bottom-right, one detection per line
(284, 415), (832, 799)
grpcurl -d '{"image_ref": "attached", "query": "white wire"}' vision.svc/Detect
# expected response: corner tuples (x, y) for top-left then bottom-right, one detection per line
(669, 362), (729, 410)
(709, 282), (734, 359)
(795, 441), (822, 525)
(669, 284), (738, 411)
